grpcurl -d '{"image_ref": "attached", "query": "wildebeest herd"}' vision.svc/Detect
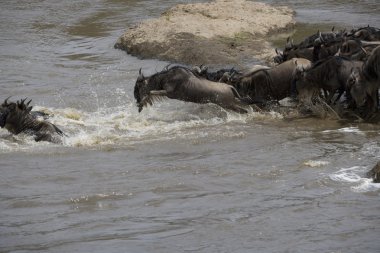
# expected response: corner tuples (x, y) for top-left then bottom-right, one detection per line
(135, 25), (380, 123)
(1, 26), (380, 182)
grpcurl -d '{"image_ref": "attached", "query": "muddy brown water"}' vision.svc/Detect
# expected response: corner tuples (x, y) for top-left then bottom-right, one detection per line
(1, 1), (380, 252)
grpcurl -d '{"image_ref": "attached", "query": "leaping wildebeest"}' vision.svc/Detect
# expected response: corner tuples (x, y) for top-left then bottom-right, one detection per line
(0, 97), (65, 143)
(134, 66), (253, 114)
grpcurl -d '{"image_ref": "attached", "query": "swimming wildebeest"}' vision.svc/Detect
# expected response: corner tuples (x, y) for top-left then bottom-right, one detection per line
(233, 58), (311, 104)
(134, 66), (253, 113)
(367, 161), (380, 183)
(0, 97), (65, 143)
(349, 45), (380, 113)
(295, 56), (363, 105)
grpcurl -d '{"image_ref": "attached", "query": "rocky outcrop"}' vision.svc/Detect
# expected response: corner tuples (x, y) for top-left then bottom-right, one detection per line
(115, 0), (295, 66)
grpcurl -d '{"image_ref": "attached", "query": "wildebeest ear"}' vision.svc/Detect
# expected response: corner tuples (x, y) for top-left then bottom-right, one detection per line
(3, 96), (11, 106)
(138, 68), (144, 80)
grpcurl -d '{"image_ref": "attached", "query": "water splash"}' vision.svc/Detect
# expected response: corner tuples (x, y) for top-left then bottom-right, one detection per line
(303, 160), (330, 167)
(329, 166), (380, 193)
(0, 101), (277, 152)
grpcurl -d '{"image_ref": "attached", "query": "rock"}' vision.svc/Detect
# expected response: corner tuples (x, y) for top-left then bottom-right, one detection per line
(367, 161), (380, 183)
(115, 0), (295, 66)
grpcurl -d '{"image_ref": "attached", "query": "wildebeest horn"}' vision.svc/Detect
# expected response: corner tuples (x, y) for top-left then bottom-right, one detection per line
(359, 46), (368, 55)
(360, 40), (380, 46)
(138, 68), (144, 79)
(319, 31), (325, 43)
(163, 64), (171, 71)
(331, 26), (335, 32)
(3, 96), (11, 106)
(334, 48), (341, 56)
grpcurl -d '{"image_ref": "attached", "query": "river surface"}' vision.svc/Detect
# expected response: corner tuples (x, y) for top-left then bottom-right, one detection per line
(1, 1), (380, 252)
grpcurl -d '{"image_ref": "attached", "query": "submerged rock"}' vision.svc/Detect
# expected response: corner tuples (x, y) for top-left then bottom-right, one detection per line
(115, 0), (295, 65)
(367, 161), (380, 183)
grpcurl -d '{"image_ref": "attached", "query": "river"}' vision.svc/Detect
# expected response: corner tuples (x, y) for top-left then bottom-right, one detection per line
(0, 1), (380, 252)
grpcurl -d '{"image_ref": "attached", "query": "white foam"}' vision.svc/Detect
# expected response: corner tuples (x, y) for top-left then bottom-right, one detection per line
(329, 166), (380, 193)
(303, 160), (330, 167)
(322, 126), (364, 135)
(0, 102), (271, 152)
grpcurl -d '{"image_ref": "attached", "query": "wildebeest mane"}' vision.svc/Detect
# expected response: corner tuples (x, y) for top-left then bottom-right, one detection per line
(307, 56), (350, 82)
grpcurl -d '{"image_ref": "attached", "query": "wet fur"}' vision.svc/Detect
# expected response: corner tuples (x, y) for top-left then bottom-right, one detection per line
(350, 46), (380, 113)
(234, 58), (311, 104)
(296, 56), (363, 104)
(134, 66), (251, 113)
(0, 98), (65, 143)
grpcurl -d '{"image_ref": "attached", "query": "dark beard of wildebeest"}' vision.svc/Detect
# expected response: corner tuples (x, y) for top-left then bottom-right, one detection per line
(295, 56), (363, 105)
(231, 58), (311, 105)
(134, 66), (253, 114)
(0, 97), (65, 143)
(349, 45), (380, 113)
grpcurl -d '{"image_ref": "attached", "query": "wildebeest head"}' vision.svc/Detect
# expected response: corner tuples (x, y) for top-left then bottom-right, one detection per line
(274, 48), (284, 64)
(0, 97), (32, 130)
(349, 68), (367, 107)
(134, 68), (152, 112)
(294, 67), (319, 105)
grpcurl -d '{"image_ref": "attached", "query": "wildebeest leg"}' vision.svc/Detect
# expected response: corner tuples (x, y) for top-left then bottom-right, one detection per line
(325, 89), (337, 104)
(140, 90), (167, 106)
(290, 79), (297, 99)
(34, 132), (53, 142)
(150, 90), (168, 96)
(322, 89), (329, 101)
(226, 105), (248, 114)
(333, 89), (345, 104)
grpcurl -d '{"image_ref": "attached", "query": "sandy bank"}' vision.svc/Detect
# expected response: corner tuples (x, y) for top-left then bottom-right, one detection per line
(115, 0), (295, 66)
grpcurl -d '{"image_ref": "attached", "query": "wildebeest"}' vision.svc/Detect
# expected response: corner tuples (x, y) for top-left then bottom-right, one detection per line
(349, 45), (380, 113)
(274, 28), (342, 63)
(192, 65), (241, 83)
(367, 161), (380, 183)
(0, 97), (65, 143)
(295, 56), (363, 105)
(274, 45), (314, 64)
(232, 58), (311, 104)
(134, 66), (253, 113)
(349, 25), (380, 41)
